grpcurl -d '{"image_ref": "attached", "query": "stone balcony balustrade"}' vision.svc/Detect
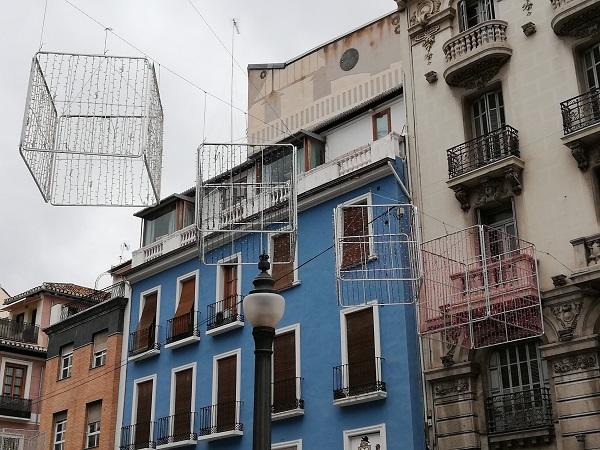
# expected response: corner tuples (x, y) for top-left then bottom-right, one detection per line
(551, 0), (600, 37)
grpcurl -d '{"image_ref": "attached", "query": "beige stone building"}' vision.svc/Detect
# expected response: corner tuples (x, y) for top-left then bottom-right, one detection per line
(391, 0), (600, 449)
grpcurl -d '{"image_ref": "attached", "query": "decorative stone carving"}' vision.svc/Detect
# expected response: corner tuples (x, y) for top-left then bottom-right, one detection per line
(434, 378), (469, 396)
(410, 0), (442, 26)
(551, 301), (582, 341)
(568, 141), (589, 171)
(425, 70), (438, 83)
(587, 239), (600, 265)
(414, 26), (440, 64)
(395, 0), (407, 11)
(504, 168), (522, 195)
(553, 353), (597, 374)
(552, 1), (600, 38)
(471, 169), (524, 210)
(522, 0), (533, 15)
(551, 274), (568, 287)
(522, 22), (537, 36)
(392, 15), (402, 34)
(453, 187), (470, 211)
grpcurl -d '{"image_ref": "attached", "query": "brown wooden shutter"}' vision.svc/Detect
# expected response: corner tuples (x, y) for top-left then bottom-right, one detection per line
(174, 278), (195, 317)
(223, 265), (238, 314)
(346, 308), (376, 395)
(135, 380), (153, 447)
(216, 356), (237, 431)
(342, 203), (369, 268)
(273, 331), (296, 412)
(138, 293), (157, 330)
(272, 235), (294, 291)
(173, 369), (193, 439)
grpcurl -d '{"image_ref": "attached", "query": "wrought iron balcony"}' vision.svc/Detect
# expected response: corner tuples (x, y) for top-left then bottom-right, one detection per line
(442, 20), (512, 88)
(166, 311), (200, 345)
(198, 401), (243, 437)
(128, 325), (160, 357)
(561, 89), (600, 135)
(206, 297), (244, 332)
(333, 357), (386, 401)
(0, 394), (32, 419)
(155, 412), (197, 445)
(0, 318), (39, 344)
(447, 126), (519, 179)
(551, 0), (600, 37)
(120, 423), (154, 450)
(272, 377), (304, 414)
(486, 387), (553, 434)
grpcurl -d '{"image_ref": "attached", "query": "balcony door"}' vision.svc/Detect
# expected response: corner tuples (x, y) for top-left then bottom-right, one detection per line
(346, 307), (376, 395)
(584, 44), (600, 91)
(222, 263), (238, 319)
(458, 0), (495, 32)
(173, 368), (193, 441)
(471, 90), (506, 164)
(273, 330), (297, 413)
(3, 364), (26, 398)
(479, 204), (517, 258)
(134, 379), (153, 449)
(216, 356), (237, 432)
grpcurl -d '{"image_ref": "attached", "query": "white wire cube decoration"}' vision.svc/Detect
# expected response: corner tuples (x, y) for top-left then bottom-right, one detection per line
(196, 143), (297, 265)
(19, 52), (163, 206)
(334, 203), (422, 307)
(419, 225), (543, 349)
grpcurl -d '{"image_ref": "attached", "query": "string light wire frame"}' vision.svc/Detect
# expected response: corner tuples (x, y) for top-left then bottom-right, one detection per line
(419, 225), (543, 349)
(19, 51), (163, 206)
(196, 143), (297, 265)
(334, 203), (422, 307)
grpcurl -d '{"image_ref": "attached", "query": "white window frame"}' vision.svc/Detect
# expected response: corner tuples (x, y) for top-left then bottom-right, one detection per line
(272, 439), (303, 450)
(138, 286), (161, 325)
(85, 419), (100, 449)
(131, 374), (157, 443)
(0, 358), (33, 399)
(175, 270), (199, 322)
(211, 348), (242, 428)
(342, 423), (387, 450)
(268, 234), (300, 288)
(215, 253), (242, 305)
(272, 323), (302, 418)
(91, 330), (109, 369)
(59, 345), (73, 380)
(336, 192), (376, 267)
(53, 417), (67, 450)
(0, 432), (24, 450)
(168, 362), (197, 438)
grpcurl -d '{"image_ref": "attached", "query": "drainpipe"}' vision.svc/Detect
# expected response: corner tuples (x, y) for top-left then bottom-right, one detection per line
(387, 161), (412, 202)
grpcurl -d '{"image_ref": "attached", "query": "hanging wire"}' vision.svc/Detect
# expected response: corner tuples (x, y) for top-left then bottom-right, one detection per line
(38, 0), (49, 51)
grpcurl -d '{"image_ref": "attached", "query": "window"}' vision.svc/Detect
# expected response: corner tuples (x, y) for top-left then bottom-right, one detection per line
(14, 314), (24, 325)
(92, 331), (108, 368)
(372, 108), (391, 140)
(273, 327), (301, 414)
(471, 89), (505, 138)
(479, 202), (517, 256)
(265, 152), (293, 184)
(3, 364), (27, 398)
(53, 412), (67, 450)
(341, 200), (371, 268)
(85, 401), (101, 448)
(583, 43), (600, 91)
(214, 353), (239, 432)
(220, 260), (239, 318)
(30, 309), (37, 327)
(488, 342), (544, 394)
(171, 275), (197, 341)
(172, 367), (194, 441)
(134, 379), (154, 448)
(343, 424), (387, 450)
(458, 0), (495, 32)
(59, 344), (73, 380)
(0, 434), (23, 450)
(183, 200), (195, 228)
(143, 205), (176, 246)
(271, 234), (295, 291)
(297, 136), (325, 173)
(221, 177), (247, 210)
(344, 307), (378, 395)
(272, 440), (303, 450)
(132, 292), (158, 355)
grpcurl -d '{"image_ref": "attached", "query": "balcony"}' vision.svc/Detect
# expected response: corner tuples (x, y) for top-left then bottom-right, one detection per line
(446, 126), (523, 211)
(206, 297), (244, 336)
(132, 225), (197, 268)
(272, 377), (304, 421)
(551, 0), (600, 37)
(486, 387), (553, 447)
(0, 318), (39, 345)
(165, 311), (200, 349)
(560, 89), (600, 170)
(0, 395), (32, 419)
(332, 357), (386, 406)
(120, 423), (154, 450)
(128, 325), (160, 361)
(297, 132), (403, 194)
(197, 401), (243, 442)
(442, 20), (512, 88)
(155, 412), (197, 448)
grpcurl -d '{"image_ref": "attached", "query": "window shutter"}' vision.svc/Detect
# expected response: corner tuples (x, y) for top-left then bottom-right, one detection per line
(346, 308), (376, 394)
(174, 278), (195, 317)
(342, 203), (369, 268)
(223, 265), (238, 313)
(137, 293), (157, 330)
(273, 331), (296, 412)
(272, 235), (294, 290)
(61, 343), (74, 356)
(217, 356), (237, 431)
(458, 0), (468, 32)
(173, 369), (193, 437)
(93, 330), (108, 353)
(135, 380), (153, 445)
(86, 401), (102, 424)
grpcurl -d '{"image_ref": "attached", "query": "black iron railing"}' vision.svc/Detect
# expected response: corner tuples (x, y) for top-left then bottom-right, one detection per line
(155, 412), (197, 445)
(272, 377), (304, 413)
(166, 311), (200, 344)
(128, 326), (160, 357)
(485, 386), (553, 434)
(0, 318), (39, 344)
(119, 423), (154, 450)
(198, 401), (243, 436)
(59, 304), (89, 321)
(447, 125), (519, 179)
(0, 394), (32, 418)
(206, 297), (244, 331)
(333, 357), (386, 400)
(561, 88), (600, 134)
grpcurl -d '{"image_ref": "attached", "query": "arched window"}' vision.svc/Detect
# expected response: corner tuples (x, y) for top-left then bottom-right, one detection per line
(488, 341), (544, 394)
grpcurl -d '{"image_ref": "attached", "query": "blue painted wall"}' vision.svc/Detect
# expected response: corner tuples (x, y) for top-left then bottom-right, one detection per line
(122, 169), (425, 450)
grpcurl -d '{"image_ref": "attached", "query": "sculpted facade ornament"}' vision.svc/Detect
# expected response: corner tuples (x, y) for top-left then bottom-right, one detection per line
(522, 0), (533, 15)
(568, 141), (589, 171)
(453, 187), (470, 211)
(395, 0), (407, 11)
(409, 0), (442, 26)
(551, 301), (582, 341)
(553, 353), (597, 374)
(392, 15), (402, 34)
(413, 26), (440, 64)
(434, 378), (469, 397)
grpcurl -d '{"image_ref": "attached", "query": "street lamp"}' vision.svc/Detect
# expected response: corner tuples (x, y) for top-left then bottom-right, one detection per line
(243, 253), (285, 450)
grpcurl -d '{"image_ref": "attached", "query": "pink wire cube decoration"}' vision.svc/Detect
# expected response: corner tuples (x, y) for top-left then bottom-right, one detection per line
(19, 52), (163, 206)
(419, 225), (543, 349)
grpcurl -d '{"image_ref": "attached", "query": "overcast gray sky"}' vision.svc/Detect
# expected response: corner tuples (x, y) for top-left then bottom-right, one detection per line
(0, 0), (395, 295)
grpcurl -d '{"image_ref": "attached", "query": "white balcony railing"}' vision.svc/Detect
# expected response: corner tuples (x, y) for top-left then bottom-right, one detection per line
(132, 224), (197, 267)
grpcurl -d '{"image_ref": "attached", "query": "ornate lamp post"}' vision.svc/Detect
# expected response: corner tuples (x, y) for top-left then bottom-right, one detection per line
(243, 254), (285, 450)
